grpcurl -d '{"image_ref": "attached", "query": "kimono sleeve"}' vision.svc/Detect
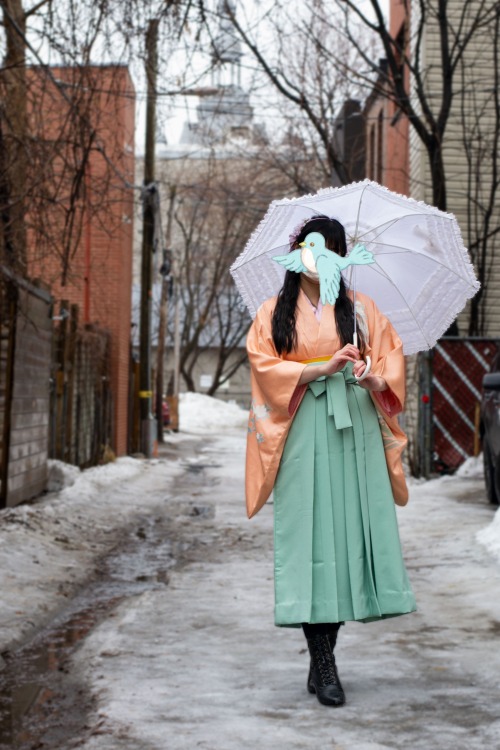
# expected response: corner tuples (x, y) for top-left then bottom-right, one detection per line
(245, 306), (308, 519)
(362, 294), (409, 506)
(365, 297), (405, 418)
(246, 308), (307, 418)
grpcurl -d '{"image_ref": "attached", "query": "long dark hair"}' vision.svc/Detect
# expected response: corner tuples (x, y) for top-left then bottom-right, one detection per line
(271, 215), (362, 355)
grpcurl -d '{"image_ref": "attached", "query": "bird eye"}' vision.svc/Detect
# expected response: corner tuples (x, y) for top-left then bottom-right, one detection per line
(310, 242), (315, 247)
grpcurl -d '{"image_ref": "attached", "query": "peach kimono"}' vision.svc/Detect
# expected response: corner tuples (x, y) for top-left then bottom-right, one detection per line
(245, 289), (409, 519)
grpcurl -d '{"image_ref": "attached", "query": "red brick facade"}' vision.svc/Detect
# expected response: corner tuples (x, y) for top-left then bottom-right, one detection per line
(27, 65), (135, 456)
(364, 1), (409, 196)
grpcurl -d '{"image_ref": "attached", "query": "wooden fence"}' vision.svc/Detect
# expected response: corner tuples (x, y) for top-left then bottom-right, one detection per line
(1, 277), (115, 508)
(431, 338), (499, 472)
(49, 302), (113, 468)
(413, 337), (500, 477)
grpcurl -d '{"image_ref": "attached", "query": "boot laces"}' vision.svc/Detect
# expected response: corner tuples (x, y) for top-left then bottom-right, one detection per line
(312, 636), (339, 686)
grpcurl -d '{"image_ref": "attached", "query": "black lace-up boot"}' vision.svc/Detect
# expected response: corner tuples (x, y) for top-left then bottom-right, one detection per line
(305, 633), (345, 706)
(304, 623), (341, 695)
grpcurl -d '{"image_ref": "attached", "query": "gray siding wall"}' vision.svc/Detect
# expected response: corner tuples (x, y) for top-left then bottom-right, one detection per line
(409, 0), (500, 336)
(5, 287), (52, 507)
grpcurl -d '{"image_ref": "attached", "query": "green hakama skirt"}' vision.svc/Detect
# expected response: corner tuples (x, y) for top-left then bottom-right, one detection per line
(273, 365), (416, 626)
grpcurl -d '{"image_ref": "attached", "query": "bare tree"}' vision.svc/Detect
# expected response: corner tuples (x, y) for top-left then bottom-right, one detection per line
(168, 155), (257, 394)
(459, 7), (500, 335)
(0, 1), (129, 282)
(203, 0), (377, 188)
(0, 0), (202, 282)
(0, 0), (49, 274)
(334, 1), (498, 211)
(222, 1), (500, 334)
(333, 0), (499, 334)
(221, 0), (498, 211)
(156, 145), (297, 395)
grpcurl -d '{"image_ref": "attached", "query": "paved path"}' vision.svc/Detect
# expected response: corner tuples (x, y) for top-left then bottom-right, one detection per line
(70, 431), (500, 750)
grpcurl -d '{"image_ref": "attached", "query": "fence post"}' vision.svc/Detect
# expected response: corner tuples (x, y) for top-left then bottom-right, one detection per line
(0, 284), (17, 508)
(54, 299), (69, 460)
(64, 304), (78, 464)
(418, 349), (434, 478)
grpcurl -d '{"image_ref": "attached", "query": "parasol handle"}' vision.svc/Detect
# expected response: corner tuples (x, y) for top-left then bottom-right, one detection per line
(355, 355), (372, 382)
(353, 332), (372, 382)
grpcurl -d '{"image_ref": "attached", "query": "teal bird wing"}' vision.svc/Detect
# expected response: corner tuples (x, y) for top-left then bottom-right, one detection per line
(316, 253), (342, 306)
(272, 249), (306, 273)
(346, 243), (375, 266)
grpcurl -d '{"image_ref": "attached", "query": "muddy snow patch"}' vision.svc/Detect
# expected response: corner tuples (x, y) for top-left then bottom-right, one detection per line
(47, 459), (81, 491)
(456, 454), (483, 479)
(0, 457), (182, 650)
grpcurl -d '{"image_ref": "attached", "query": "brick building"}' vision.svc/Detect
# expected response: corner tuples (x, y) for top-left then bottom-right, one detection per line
(363, 4), (410, 197)
(27, 65), (135, 456)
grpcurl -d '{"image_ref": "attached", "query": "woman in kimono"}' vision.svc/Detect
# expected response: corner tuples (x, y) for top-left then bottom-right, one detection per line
(245, 216), (416, 707)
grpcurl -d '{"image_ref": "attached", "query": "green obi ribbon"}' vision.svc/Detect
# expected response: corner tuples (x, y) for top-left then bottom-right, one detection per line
(307, 366), (358, 430)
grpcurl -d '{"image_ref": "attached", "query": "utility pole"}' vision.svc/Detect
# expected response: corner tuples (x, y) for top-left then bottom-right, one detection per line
(139, 17), (159, 457)
(0, 0), (28, 274)
(173, 286), (181, 410)
(418, 349), (434, 478)
(156, 185), (176, 443)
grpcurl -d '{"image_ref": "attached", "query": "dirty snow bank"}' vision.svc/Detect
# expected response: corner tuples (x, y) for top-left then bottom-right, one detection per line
(456, 454), (484, 479)
(408, 453), (500, 568)
(425, 453), (500, 566)
(47, 459), (81, 491)
(0, 392), (247, 655)
(179, 392), (248, 433)
(477, 508), (500, 563)
(0, 456), (182, 654)
(452, 454), (500, 565)
(461, 454), (500, 564)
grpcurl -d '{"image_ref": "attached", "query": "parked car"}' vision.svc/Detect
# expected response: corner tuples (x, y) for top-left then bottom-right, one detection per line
(481, 351), (500, 505)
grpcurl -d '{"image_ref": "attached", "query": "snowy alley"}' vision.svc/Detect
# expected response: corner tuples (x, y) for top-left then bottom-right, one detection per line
(1, 394), (500, 750)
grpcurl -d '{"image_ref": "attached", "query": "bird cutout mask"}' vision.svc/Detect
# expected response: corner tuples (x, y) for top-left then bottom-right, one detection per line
(273, 232), (375, 306)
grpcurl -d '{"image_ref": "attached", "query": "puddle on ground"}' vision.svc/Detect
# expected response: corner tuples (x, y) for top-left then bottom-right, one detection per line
(0, 451), (217, 749)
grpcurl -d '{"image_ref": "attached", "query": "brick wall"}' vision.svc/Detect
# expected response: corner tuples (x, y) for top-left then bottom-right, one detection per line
(26, 65), (135, 456)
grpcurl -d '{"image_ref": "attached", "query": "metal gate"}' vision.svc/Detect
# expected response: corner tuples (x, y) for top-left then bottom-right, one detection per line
(0, 268), (53, 508)
(49, 303), (113, 469)
(431, 338), (499, 472)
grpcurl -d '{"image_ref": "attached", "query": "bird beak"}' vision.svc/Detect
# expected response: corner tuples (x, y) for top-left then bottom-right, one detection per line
(299, 242), (306, 247)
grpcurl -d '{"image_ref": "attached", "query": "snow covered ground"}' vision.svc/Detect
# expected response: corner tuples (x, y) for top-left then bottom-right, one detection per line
(69, 399), (500, 750)
(0, 394), (247, 657)
(0, 457), (183, 655)
(2, 393), (500, 749)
